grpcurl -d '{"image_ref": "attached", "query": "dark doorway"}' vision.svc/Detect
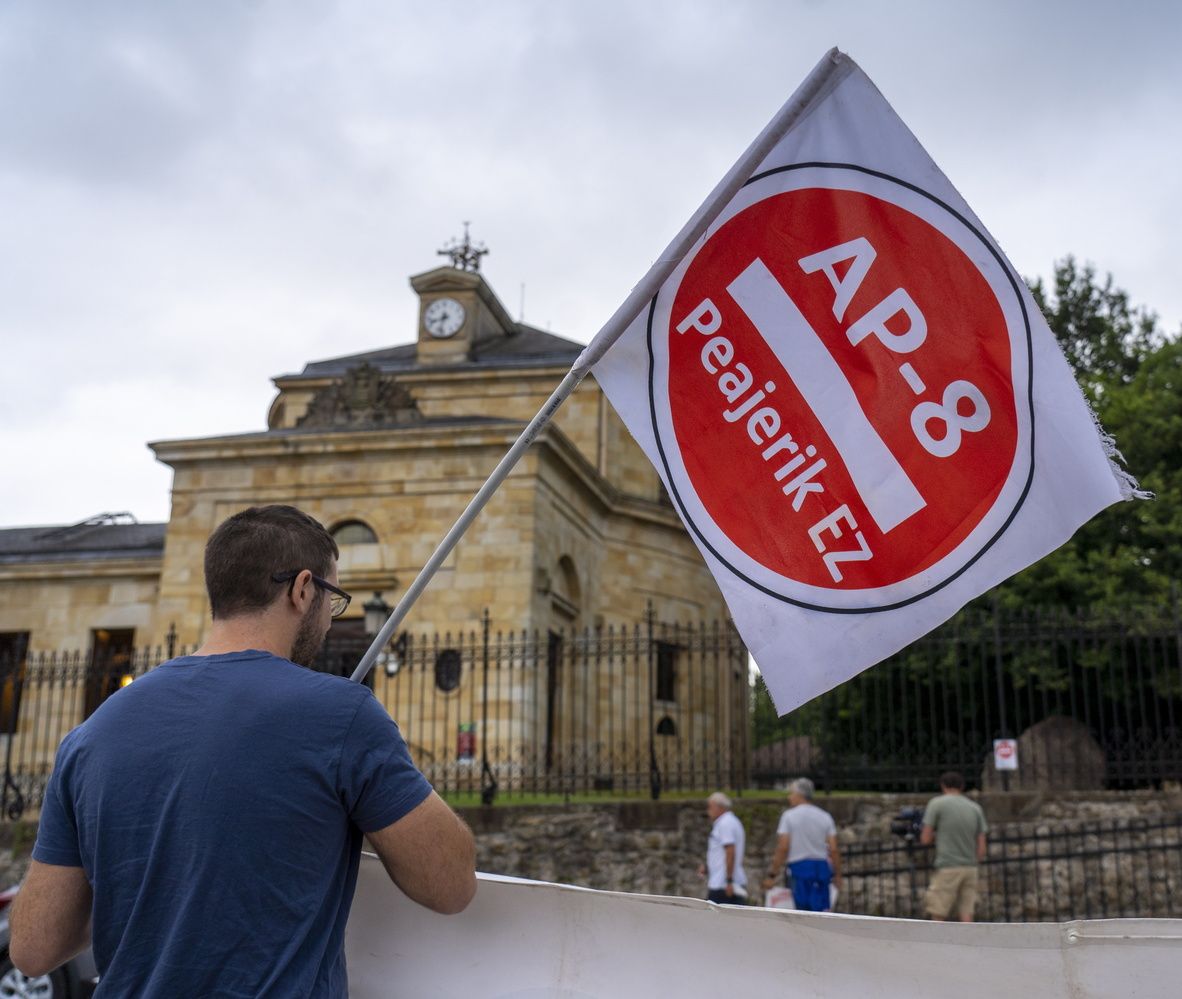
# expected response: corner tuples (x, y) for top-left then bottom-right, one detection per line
(655, 641), (680, 702)
(0, 632), (29, 735)
(314, 618), (373, 687)
(545, 631), (562, 772)
(86, 629), (135, 719)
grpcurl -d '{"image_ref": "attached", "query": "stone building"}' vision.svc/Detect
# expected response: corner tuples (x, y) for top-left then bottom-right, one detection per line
(0, 250), (746, 796)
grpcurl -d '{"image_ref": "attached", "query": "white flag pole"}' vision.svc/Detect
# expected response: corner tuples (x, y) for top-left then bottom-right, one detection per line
(350, 48), (850, 684)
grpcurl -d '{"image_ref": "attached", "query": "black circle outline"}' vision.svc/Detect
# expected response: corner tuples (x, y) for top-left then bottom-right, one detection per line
(647, 161), (1036, 614)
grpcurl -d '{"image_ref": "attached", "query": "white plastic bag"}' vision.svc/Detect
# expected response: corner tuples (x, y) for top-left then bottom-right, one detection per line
(765, 886), (795, 910)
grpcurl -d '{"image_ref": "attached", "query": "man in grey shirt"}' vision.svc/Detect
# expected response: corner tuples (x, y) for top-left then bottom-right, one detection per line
(921, 770), (989, 921)
(762, 777), (842, 911)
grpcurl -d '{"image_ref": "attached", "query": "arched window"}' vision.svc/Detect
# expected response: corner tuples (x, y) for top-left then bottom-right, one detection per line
(331, 520), (378, 545)
(435, 649), (462, 693)
(550, 555), (581, 624)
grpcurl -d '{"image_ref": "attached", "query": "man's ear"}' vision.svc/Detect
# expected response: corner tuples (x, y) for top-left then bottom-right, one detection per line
(288, 569), (315, 613)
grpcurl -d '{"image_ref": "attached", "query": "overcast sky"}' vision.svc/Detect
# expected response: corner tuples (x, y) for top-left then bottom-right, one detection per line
(1, 0), (1178, 528)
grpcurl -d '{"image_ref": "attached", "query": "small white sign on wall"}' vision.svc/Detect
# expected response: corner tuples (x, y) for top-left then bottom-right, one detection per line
(993, 738), (1019, 771)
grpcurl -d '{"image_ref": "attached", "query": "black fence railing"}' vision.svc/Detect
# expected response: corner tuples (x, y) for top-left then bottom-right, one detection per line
(842, 813), (1182, 921)
(753, 603), (1182, 792)
(0, 635), (190, 822)
(0, 613), (750, 818)
(315, 613), (750, 802)
(7, 601), (1182, 819)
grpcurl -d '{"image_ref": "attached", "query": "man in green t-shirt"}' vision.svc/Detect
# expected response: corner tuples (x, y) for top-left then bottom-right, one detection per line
(920, 770), (988, 921)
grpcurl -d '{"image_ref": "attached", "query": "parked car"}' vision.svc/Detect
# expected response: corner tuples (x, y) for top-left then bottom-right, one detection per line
(0, 884), (98, 998)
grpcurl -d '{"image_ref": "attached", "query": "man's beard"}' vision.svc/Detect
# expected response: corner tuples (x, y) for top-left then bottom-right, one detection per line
(289, 598), (327, 667)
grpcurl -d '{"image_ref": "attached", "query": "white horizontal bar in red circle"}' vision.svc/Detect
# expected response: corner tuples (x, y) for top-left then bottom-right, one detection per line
(726, 257), (927, 535)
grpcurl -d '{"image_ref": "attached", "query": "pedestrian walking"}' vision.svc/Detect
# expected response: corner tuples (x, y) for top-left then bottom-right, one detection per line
(699, 791), (748, 904)
(921, 770), (989, 922)
(763, 777), (842, 911)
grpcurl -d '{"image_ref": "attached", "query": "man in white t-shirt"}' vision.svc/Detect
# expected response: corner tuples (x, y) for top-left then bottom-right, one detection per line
(762, 778), (842, 911)
(698, 791), (748, 904)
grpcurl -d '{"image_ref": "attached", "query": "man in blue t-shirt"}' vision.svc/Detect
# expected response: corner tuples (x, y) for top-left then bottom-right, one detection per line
(10, 505), (476, 996)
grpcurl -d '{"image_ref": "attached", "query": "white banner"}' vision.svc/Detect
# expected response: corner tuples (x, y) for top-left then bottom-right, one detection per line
(345, 859), (1181, 998)
(592, 51), (1138, 714)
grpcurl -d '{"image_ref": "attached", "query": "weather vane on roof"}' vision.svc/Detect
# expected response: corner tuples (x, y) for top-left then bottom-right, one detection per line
(437, 222), (489, 273)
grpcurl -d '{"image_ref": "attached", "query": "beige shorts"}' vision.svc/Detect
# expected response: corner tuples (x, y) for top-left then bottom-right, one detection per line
(925, 866), (978, 919)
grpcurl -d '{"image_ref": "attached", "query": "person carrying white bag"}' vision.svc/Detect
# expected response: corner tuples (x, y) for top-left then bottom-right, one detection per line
(763, 778), (842, 911)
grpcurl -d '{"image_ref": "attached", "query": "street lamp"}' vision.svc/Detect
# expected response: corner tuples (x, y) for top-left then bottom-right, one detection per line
(363, 593), (404, 678)
(363, 592), (391, 636)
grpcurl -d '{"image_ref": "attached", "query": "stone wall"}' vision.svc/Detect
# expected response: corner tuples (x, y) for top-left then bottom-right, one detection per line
(0, 558), (161, 653)
(6, 790), (1178, 923)
(457, 788), (1182, 917)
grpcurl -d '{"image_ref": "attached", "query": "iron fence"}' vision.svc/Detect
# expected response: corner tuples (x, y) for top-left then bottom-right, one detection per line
(0, 634), (188, 821)
(753, 603), (1182, 792)
(841, 812), (1182, 921)
(0, 612), (749, 818)
(7, 600), (1182, 819)
(316, 612), (750, 801)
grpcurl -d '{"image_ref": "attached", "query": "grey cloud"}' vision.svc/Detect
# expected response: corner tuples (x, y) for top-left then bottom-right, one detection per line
(0, 1), (257, 185)
(0, 0), (1180, 527)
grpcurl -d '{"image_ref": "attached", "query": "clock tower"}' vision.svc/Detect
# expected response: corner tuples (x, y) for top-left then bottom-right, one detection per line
(413, 226), (516, 365)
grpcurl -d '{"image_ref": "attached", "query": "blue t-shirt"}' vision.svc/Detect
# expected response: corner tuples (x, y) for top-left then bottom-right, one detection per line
(33, 650), (433, 998)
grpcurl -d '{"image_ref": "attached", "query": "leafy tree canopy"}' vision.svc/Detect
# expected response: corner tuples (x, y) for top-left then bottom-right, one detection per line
(753, 258), (1178, 730)
(1027, 256), (1162, 405)
(991, 257), (1177, 609)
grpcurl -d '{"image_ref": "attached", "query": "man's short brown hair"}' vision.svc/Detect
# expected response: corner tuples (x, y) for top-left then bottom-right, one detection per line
(940, 770), (965, 791)
(204, 505), (339, 620)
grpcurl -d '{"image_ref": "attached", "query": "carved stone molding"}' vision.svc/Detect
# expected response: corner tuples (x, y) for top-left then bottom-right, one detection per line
(297, 363), (422, 429)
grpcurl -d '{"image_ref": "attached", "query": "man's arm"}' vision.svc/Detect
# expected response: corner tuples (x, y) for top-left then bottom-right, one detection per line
(366, 790), (476, 915)
(723, 843), (736, 897)
(920, 798), (938, 847)
(10, 860), (92, 977)
(763, 833), (790, 888)
(976, 832), (987, 863)
(827, 833), (842, 887)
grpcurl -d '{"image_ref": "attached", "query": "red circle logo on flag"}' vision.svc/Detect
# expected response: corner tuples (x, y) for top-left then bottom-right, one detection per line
(997, 741), (1015, 759)
(648, 165), (1034, 612)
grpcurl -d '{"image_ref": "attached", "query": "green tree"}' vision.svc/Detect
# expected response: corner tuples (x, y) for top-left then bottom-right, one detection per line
(988, 258), (1174, 610)
(1028, 256), (1161, 405)
(755, 259), (1179, 738)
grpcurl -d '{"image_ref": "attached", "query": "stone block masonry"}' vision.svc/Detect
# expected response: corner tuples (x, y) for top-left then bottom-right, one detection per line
(7, 790), (1179, 923)
(458, 788), (1182, 917)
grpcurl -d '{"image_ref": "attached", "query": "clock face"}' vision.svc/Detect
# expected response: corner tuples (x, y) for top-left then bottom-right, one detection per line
(424, 297), (466, 339)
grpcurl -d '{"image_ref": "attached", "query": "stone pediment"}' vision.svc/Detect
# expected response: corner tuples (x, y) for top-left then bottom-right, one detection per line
(296, 363), (422, 430)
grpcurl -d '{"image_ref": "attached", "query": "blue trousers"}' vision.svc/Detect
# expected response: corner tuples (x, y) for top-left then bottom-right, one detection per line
(788, 858), (833, 911)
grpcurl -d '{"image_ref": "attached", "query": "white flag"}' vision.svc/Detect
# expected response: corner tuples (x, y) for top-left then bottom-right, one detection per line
(591, 51), (1141, 714)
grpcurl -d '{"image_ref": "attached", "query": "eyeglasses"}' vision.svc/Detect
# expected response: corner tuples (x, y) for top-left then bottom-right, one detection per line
(272, 571), (352, 619)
